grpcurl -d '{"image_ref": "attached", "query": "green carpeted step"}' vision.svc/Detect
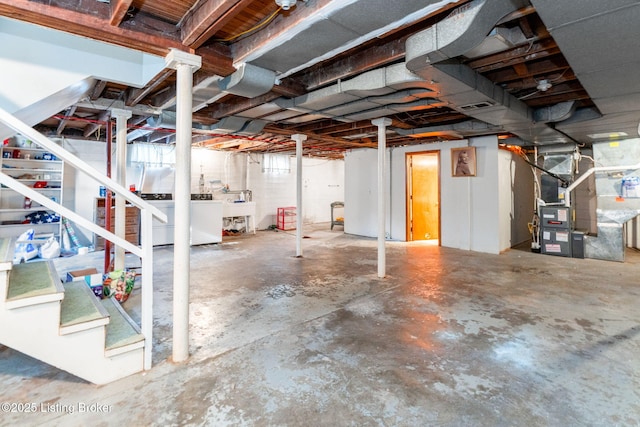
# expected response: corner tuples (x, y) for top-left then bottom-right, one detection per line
(0, 237), (14, 271)
(100, 298), (144, 356)
(6, 261), (63, 308)
(60, 281), (109, 334)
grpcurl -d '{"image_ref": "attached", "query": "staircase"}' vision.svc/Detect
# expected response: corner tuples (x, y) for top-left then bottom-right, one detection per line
(0, 237), (145, 385)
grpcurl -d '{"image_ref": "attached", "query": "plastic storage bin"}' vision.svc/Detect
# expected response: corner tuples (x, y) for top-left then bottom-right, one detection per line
(277, 207), (296, 230)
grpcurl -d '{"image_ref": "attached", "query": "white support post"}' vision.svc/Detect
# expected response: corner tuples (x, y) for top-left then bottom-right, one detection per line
(111, 108), (131, 271)
(371, 118), (392, 278)
(165, 49), (201, 364)
(139, 208), (154, 370)
(292, 134), (307, 257)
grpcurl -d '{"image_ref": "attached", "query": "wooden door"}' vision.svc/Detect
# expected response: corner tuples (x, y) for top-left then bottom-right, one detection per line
(406, 152), (440, 242)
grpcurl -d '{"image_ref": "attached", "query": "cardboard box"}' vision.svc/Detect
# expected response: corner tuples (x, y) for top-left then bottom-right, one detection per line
(66, 268), (104, 299)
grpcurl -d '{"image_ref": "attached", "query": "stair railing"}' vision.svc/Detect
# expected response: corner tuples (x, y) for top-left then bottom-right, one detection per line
(0, 107), (167, 371)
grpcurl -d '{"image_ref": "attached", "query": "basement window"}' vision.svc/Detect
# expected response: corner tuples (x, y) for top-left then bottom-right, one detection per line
(262, 154), (291, 175)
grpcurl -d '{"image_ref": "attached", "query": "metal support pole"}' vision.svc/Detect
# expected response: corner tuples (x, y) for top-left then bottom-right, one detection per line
(371, 118), (392, 278)
(111, 108), (131, 271)
(165, 49), (201, 363)
(292, 134), (307, 257)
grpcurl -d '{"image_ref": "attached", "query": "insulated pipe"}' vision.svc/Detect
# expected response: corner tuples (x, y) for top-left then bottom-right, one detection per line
(372, 118), (392, 278)
(165, 49), (201, 364)
(111, 108), (131, 271)
(292, 134), (307, 257)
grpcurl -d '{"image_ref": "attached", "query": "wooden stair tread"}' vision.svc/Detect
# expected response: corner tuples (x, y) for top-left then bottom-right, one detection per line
(60, 281), (109, 331)
(100, 298), (143, 351)
(7, 261), (62, 302)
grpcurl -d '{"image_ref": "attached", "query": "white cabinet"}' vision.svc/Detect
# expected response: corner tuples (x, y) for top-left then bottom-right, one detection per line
(149, 200), (222, 246)
(0, 143), (63, 242)
(191, 201), (222, 245)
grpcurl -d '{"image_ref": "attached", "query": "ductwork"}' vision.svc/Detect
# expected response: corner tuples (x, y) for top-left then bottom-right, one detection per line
(250, 63), (443, 125)
(405, 0), (576, 146)
(529, 0), (640, 142)
(218, 63), (276, 98)
(393, 120), (504, 139)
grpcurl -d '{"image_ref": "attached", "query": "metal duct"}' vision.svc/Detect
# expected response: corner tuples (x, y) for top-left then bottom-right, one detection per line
(218, 63), (276, 98)
(405, 0), (574, 146)
(127, 111), (177, 142)
(529, 0), (640, 142)
(268, 63), (439, 124)
(585, 139), (640, 261)
(207, 117), (250, 134)
(393, 120), (503, 138)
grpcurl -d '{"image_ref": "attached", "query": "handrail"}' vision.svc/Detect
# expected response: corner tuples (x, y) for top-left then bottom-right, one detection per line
(0, 175), (139, 255)
(0, 107), (166, 371)
(563, 162), (640, 207)
(0, 108), (167, 223)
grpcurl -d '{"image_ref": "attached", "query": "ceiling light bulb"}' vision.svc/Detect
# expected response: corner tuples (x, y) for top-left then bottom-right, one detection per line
(537, 79), (552, 92)
(276, 0), (297, 10)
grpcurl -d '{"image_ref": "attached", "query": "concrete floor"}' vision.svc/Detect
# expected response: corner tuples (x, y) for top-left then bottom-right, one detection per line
(1, 223), (639, 426)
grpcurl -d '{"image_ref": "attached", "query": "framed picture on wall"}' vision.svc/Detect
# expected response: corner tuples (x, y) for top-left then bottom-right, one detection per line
(451, 147), (476, 177)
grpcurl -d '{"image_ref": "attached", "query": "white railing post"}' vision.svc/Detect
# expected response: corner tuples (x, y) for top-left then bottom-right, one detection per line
(140, 208), (154, 370)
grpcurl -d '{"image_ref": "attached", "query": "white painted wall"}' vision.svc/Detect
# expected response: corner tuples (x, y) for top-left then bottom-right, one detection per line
(345, 135), (519, 254)
(344, 148), (389, 238)
(61, 140), (344, 245)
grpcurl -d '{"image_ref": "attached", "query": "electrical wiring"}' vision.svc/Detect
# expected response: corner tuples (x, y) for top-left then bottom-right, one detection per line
(213, 7), (282, 43)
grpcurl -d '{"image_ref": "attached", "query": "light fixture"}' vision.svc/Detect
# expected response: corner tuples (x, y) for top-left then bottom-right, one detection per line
(536, 79), (552, 92)
(275, 0), (297, 10)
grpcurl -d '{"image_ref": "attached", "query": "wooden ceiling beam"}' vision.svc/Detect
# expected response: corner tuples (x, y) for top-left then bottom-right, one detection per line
(83, 111), (110, 138)
(468, 38), (560, 73)
(109, 0), (133, 27)
(297, 38), (408, 91)
(0, 0), (184, 56)
(56, 105), (77, 136)
(180, 0), (254, 48)
(89, 80), (108, 100)
(126, 68), (175, 107)
(232, 0), (336, 65)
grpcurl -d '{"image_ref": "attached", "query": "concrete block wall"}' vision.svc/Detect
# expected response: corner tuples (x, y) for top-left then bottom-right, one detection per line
(60, 139), (345, 243)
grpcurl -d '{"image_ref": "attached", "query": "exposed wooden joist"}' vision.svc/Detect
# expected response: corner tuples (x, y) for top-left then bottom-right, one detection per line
(126, 68), (176, 107)
(0, 0), (186, 57)
(89, 80), (108, 100)
(297, 38), (408, 91)
(263, 126), (377, 149)
(56, 105), (77, 136)
(110, 0), (133, 27)
(208, 91), (282, 120)
(467, 38), (560, 73)
(83, 111), (110, 138)
(232, 0), (336, 65)
(0, 0), (235, 75)
(180, 0), (253, 48)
